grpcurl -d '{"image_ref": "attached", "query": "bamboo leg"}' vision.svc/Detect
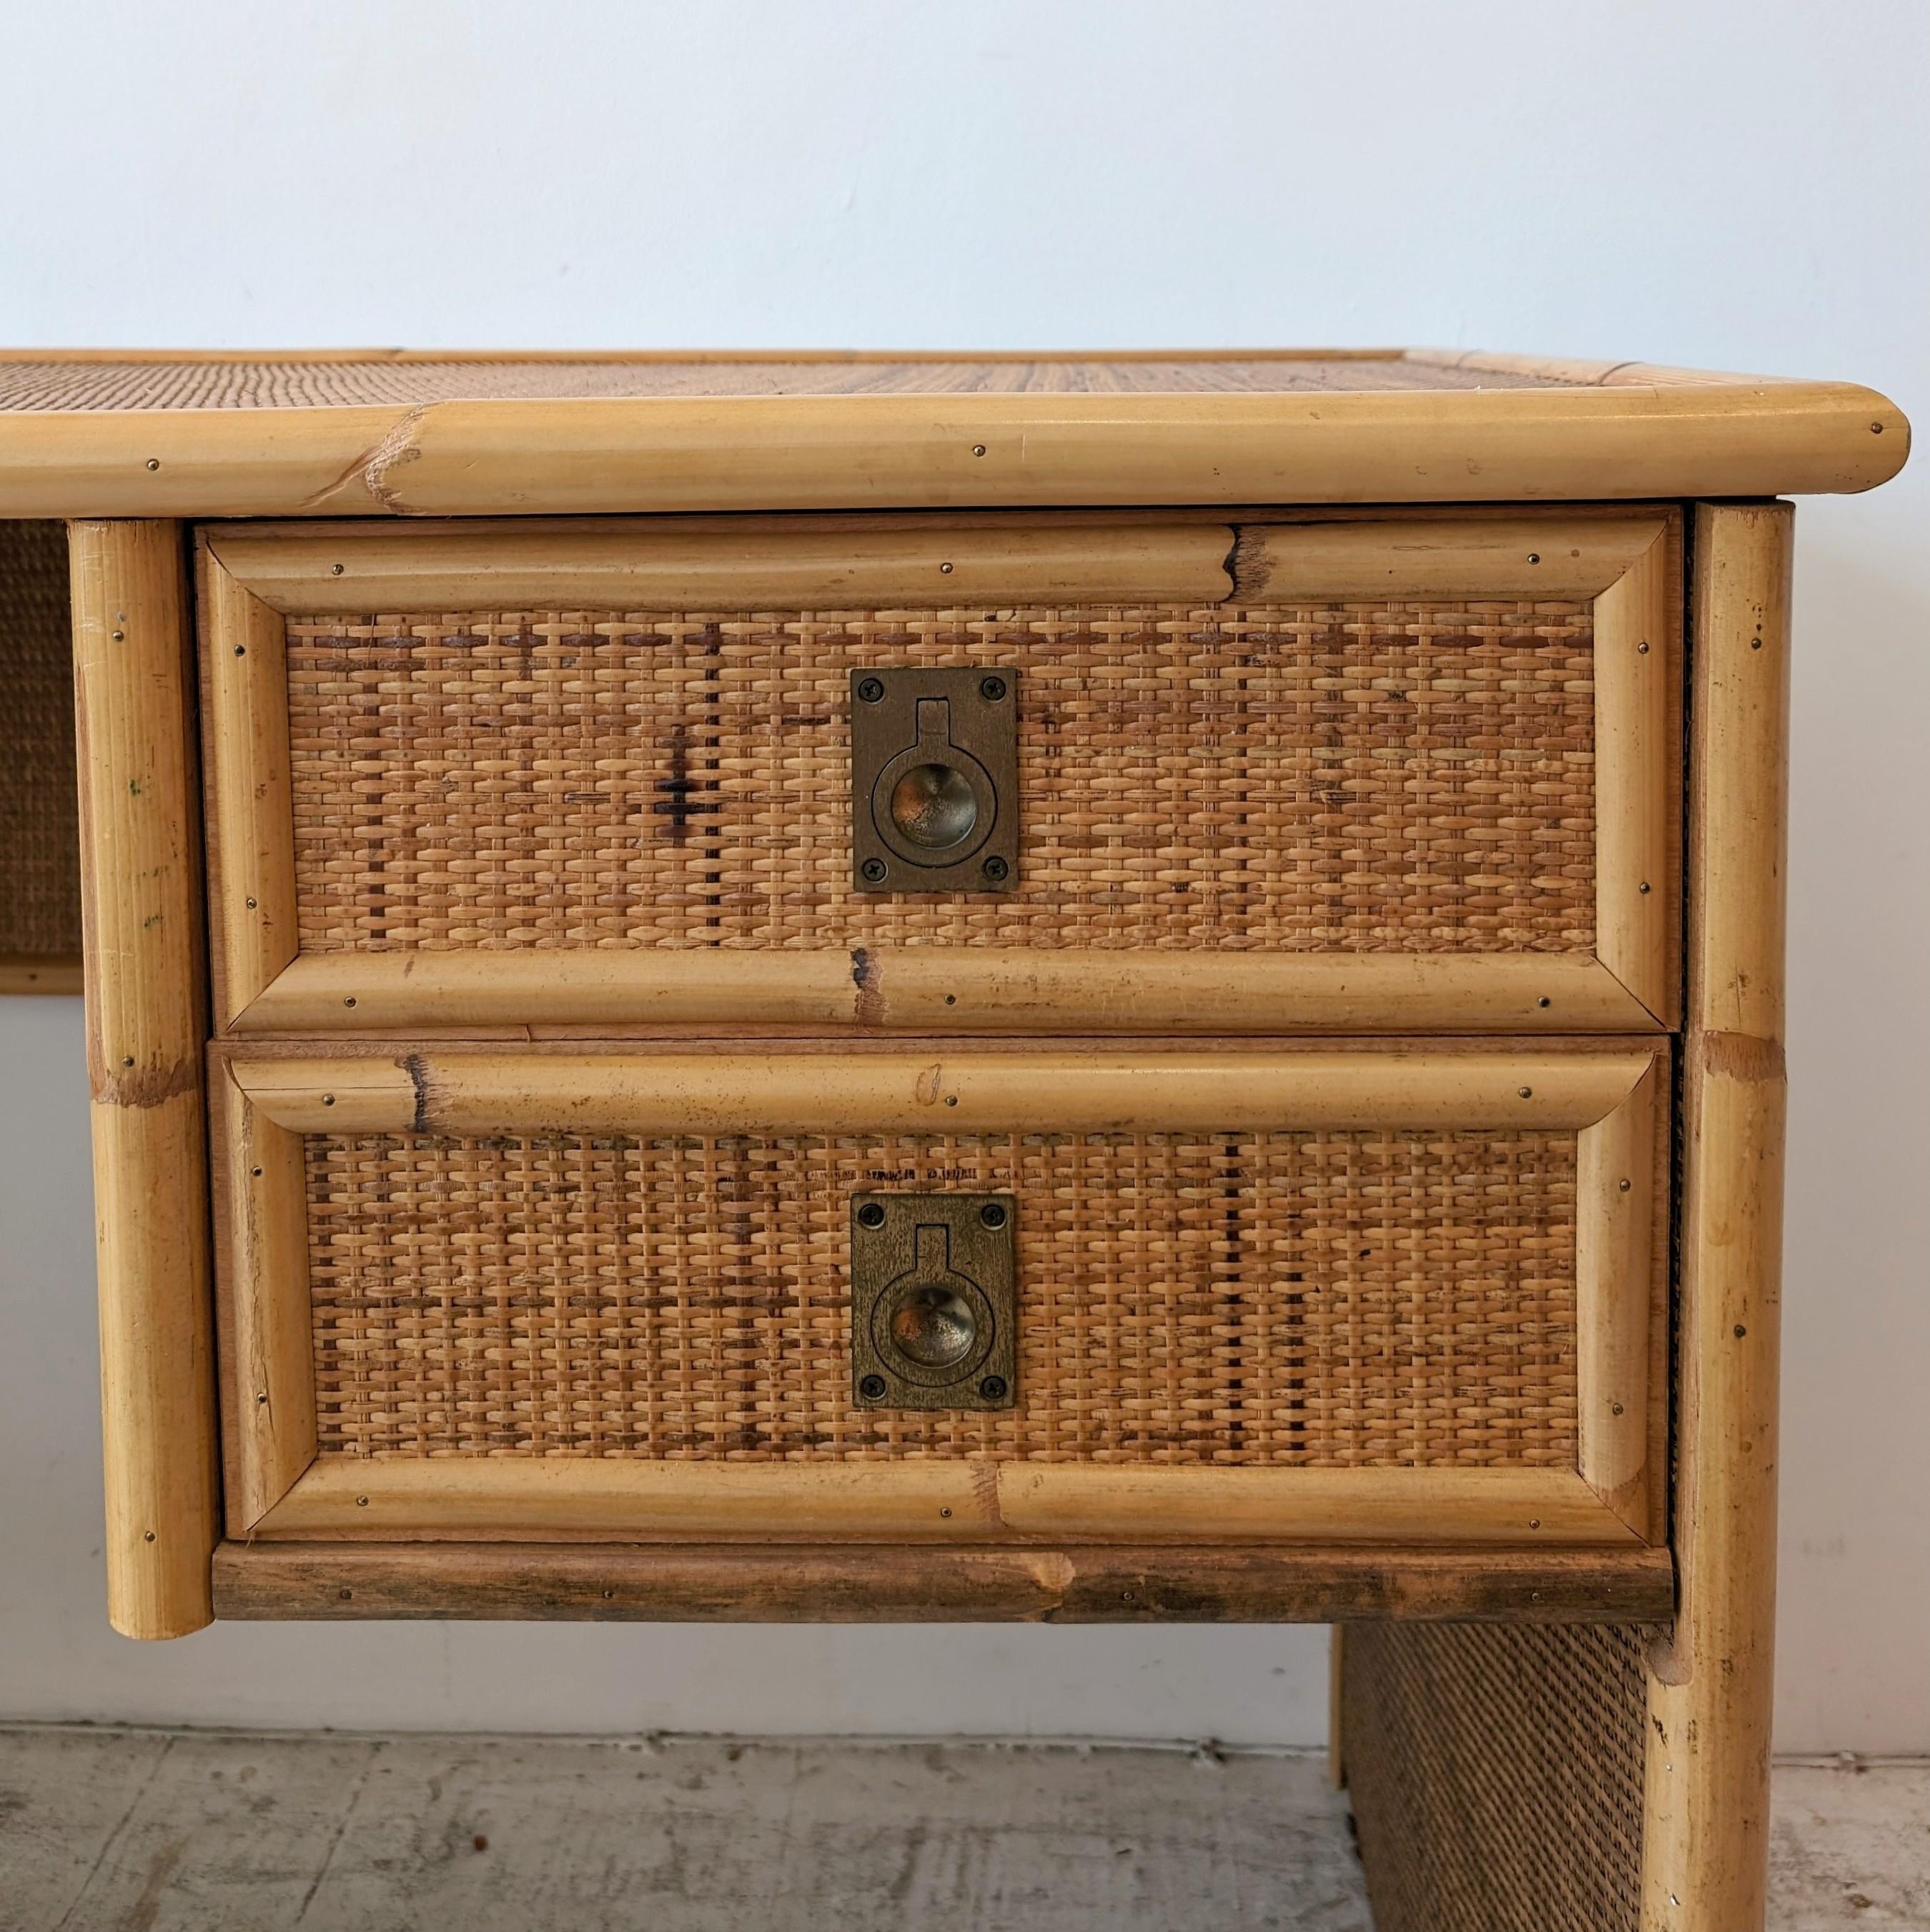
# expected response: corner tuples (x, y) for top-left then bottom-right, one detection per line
(1328, 1625), (1347, 1790)
(1641, 502), (1793, 1929)
(69, 519), (217, 1639)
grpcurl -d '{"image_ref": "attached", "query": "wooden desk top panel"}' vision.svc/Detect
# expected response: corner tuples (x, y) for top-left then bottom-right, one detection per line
(0, 347), (1905, 517)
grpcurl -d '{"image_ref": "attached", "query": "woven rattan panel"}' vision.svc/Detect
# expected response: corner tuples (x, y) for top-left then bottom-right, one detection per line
(305, 1127), (1579, 1465)
(1342, 1621), (1648, 1932)
(284, 603), (1596, 956)
(0, 521), (79, 959)
(0, 357), (1565, 411)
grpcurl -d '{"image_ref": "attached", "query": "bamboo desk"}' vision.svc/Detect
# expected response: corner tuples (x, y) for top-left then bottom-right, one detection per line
(0, 347), (1909, 1932)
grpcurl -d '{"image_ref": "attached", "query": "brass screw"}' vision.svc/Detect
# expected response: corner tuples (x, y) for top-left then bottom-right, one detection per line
(1537, 996), (1551, 1009)
(1518, 1086), (1533, 1099)
(331, 563), (345, 575)
(1526, 553), (1540, 565)
(1637, 641), (1650, 654)
(355, 1495), (369, 1507)
(145, 458), (160, 470)
(971, 444), (987, 457)
(322, 1094), (336, 1107)
(111, 630), (125, 642)
(1619, 1178), (1632, 1192)
(939, 562), (954, 575)
(343, 996), (357, 1008)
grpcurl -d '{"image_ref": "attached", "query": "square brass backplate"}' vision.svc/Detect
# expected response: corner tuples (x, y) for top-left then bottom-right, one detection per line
(851, 667), (1019, 893)
(850, 1192), (1018, 1410)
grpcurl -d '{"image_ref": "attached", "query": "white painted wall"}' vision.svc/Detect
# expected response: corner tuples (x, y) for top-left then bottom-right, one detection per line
(1, 0), (1923, 1752)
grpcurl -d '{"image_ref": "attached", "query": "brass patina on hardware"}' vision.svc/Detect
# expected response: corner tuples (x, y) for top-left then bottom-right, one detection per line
(851, 668), (1019, 892)
(849, 1192), (1017, 1410)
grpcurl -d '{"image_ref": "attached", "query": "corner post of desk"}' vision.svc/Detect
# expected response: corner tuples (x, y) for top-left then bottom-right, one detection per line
(1642, 500), (1793, 1931)
(69, 517), (217, 1640)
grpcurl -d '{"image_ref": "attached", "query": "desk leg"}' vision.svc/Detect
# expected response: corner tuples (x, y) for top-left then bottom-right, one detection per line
(70, 518), (217, 1640)
(1641, 500), (1793, 1931)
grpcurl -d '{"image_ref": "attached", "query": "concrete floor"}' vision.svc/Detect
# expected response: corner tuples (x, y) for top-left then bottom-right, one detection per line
(1, 1726), (1923, 1931)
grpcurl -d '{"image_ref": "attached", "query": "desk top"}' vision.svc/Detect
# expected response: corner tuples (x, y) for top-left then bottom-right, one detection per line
(0, 347), (1906, 517)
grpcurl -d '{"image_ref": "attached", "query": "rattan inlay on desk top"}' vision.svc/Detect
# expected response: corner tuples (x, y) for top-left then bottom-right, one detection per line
(0, 352), (1571, 411)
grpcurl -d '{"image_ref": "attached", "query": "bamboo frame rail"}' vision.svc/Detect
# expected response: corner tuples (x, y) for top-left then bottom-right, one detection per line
(207, 509), (1665, 612)
(197, 551), (296, 1029)
(207, 1068), (315, 1530)
(0, 352), (1906, 517)
(211, 1539), (1678, 1626)
(0, 956), (84, 994)
(1576, 1059), (1665, 1537)
(253, 1458), (1635, 1547)
(237, 946), (1662, 1039)
(1593, 520), (1681, 1023)
(1229, 514), (1661, 600)
(229, 1044), (1653, 1137)
(69, 520), (218, 1639)
(202, 517), (1237, 613)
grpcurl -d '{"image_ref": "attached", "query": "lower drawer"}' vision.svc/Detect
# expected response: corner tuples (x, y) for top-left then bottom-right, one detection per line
(209, 1042), (1670, 1620)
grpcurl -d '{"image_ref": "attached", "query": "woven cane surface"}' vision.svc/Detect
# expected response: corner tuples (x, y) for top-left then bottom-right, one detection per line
(305, 1126), (1580, 1465)
(283, 602), (1598, 956)
(1342, 1620), (1648, 1932)
(0, 520), (80, 958)
(0, 356), (1566, 411)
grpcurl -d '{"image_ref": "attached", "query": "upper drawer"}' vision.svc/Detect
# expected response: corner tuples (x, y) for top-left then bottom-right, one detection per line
(197, 511), (1680, 1035)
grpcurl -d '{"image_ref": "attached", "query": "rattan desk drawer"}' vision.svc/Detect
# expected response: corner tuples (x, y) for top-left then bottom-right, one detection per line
(197, 510), (1680, 1038)
(211, 1041), (1667, 1571)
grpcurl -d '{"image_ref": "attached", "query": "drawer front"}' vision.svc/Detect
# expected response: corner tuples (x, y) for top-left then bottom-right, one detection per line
(198, 512), (1679, 1035)
(212, 1044), (1666, 1551)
